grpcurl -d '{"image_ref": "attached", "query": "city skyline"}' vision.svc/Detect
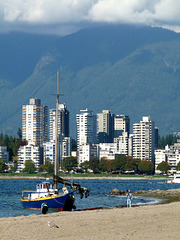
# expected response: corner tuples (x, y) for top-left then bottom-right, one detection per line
(21, 97), (159, 141)
(1, 96), (179, 173)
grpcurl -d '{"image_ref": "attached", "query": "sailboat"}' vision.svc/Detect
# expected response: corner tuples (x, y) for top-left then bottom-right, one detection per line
(21, 72), (89, 211)
(21, 176), (89, 211)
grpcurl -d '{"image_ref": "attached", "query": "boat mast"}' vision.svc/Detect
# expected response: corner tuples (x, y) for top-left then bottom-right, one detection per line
(54, 71), (59, 190)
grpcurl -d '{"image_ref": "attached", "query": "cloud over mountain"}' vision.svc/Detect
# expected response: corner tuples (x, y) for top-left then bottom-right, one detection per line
(0, 0), (180, 35)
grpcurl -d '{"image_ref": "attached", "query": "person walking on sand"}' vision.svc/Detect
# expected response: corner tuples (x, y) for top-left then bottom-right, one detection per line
(126, 189), (133, 207)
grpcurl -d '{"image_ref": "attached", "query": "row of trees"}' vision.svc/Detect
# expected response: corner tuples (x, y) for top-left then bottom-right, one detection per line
(80, 156), (155, 175)
(21, 157), (78, 174)
(22, 159), (54, 174)
(59, 156), (155, 175)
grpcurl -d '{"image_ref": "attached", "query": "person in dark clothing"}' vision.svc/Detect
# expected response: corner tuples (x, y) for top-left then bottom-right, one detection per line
(41, 202), (48, 214)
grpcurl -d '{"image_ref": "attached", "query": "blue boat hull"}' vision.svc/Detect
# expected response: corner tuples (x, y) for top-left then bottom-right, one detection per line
(21, 192), (74, 211)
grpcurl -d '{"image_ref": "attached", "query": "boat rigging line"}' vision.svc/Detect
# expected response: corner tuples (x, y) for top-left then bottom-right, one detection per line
(53, 174), (90, 199)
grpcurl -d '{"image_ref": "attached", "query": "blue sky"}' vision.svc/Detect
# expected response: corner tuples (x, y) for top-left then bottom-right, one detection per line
(0, 0), (180, 35)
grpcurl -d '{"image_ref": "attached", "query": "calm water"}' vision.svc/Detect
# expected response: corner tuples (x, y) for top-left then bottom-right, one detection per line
(0, 178), (179, 218)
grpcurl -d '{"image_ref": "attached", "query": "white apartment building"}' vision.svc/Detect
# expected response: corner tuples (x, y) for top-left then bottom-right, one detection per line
(76, 109), (97, 149)
(114, 115), (130, 137)
(114, 132), (133, 156)
(49, 104), (69, 141)
(155, 145), (180, 172)
(97, 110), (114, 143)
(17, 142), (43, 171)
(79, 145), (91, 164)
(22, 98), (48, 145)
(78, 144), (97, 164)
(43, 137), (71, 166)
(154, 149), (167, 172)
(60, 137), (71, 161)
(97, 143), (117, 160)
(167, 150), (180, 170)
(168, 139), (180, 170)
(43, 140), (56, 164)
(0, 146), (9, 163)
(78, 136), (133, 164)
(133, 116), (155, 164)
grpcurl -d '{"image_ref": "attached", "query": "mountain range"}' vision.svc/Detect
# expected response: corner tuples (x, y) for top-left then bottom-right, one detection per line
(0, 25), (180, 138)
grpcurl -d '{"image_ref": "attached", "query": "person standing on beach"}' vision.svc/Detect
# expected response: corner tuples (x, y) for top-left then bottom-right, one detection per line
(126, 190), (133, 207)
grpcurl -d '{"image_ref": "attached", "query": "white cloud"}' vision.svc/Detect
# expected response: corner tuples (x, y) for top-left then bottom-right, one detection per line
(1, 0), (96, 23)
(88, 0), (180, 25)
(0, 0), (179, 35)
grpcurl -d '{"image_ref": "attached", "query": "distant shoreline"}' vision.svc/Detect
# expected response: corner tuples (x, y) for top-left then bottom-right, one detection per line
(0, 175), (170, 181)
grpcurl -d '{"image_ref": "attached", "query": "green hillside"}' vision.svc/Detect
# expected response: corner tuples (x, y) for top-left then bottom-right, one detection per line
(0, 25), (180, 137)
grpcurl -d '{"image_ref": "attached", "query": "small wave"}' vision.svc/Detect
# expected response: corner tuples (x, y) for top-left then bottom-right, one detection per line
(134, 196), (163, 205)
(155, 181), (165, 184)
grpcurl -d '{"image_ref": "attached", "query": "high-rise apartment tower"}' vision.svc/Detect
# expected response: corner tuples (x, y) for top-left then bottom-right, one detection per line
(22, 98), (48, 145)
(133, 116), (155, 164)
(49, 103), (69, 141)
(114, 115), (130, 137)
(76, 109), (97, 149)
(97, 110), (114, 143)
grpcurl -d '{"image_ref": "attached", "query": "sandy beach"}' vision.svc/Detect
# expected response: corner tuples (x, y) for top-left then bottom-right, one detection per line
(0, 199), (179, 240)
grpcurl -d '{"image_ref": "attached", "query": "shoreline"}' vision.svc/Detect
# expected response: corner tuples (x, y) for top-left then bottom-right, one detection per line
(133, 187), (180, 204)
(0, 175), (170, 181)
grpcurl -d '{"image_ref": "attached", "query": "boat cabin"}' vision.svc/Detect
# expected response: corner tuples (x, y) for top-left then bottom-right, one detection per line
(36, 182), (54, 193)
(22, 181), (56, 200)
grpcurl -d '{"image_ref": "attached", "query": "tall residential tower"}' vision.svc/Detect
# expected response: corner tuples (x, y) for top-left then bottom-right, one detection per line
(97, 110), (114, 143)
(22, 98), (48, 145)
(133, 116), (155, 164)
(114, 115), (130, 137)
(76, 109), (97, 149)
(49, 103), (69, 141)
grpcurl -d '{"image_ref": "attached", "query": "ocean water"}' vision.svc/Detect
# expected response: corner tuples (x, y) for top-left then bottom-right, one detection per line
(0, 178), (179, 218)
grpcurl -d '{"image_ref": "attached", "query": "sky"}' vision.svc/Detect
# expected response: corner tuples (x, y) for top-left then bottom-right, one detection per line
(0, 0), (180, 36)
